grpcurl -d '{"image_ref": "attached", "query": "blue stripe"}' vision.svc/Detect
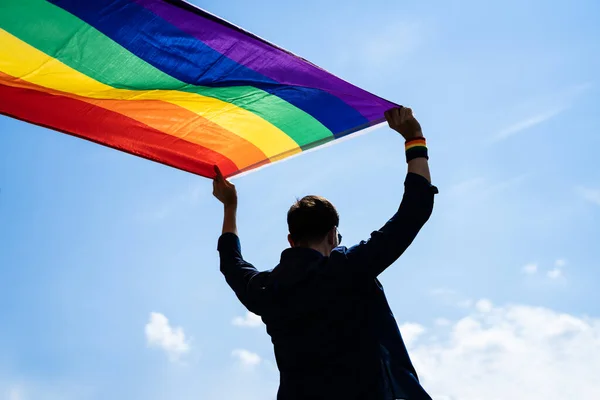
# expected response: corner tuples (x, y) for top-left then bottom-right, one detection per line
(48, 0), (369, 135)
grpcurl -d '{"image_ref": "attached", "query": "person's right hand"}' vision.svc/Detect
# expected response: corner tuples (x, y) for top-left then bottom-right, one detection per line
(213, 166), (237, 208)
(384, 107), (423, 141)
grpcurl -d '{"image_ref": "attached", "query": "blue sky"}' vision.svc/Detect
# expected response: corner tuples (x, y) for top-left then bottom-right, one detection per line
(1, 0), (600, 399)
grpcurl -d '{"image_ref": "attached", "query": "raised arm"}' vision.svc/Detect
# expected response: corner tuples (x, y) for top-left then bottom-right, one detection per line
(213, 166), (259, 306)
(213, 166), (238, 236)
(387, 107), (431, 183)
(343, 107), (437, 278)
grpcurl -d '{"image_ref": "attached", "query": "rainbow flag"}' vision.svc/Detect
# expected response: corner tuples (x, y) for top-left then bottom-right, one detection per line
(0, 0), (397, 178)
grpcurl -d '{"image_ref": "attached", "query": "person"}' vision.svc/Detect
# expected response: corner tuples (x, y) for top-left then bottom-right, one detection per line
(213, 107), (437, 400)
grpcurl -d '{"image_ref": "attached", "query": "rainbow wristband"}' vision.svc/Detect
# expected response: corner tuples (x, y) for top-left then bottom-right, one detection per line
(405, 137), (428, 162)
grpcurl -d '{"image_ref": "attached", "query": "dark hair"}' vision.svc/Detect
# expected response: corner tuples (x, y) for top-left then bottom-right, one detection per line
(287, 195), (339, 245)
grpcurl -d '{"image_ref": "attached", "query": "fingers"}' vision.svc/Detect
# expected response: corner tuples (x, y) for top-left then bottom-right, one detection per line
(384, 108), (393, 121)
(385, 106), (401, 122)
(214, 165), (223, 179)
(393, 107), (402, 126)
(384, 108), (393, 127)
(403, 107), (413, 121)
(214, 165), (225, 182)
(385, 106), (413, 120)
(213, 164), (235, 190)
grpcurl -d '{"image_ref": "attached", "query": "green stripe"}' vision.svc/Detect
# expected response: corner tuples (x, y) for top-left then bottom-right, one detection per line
(0, 0), (333, 147)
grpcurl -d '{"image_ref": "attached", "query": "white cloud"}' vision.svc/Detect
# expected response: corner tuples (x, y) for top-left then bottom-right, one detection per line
(399, 323), (426, 347)
(547, 268), (563, 279)
(407, 302), (600, 400)
(145, 312), (190, 361)
(522, 263), (538, 275)
(232, 312), (263, 328)
(578, 187), (600, 206)
(232, 349), (261, 368)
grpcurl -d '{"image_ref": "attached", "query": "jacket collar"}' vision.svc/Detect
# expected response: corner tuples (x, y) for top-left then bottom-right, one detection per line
(279, 247), (324, 264)
(266, 247), (325, 289)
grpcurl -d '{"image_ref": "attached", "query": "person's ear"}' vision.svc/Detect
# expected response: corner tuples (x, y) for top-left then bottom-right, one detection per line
(327, 227), (336, 246)
(288, 233), (295, 248)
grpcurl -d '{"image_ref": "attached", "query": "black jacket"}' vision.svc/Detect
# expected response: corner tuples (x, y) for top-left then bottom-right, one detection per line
(218, 173), (437, 399)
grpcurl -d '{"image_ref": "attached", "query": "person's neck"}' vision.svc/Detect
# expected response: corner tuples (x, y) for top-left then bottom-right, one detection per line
(306, 243), (331, 257)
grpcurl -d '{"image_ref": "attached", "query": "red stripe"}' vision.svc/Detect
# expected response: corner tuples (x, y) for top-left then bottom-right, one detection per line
(0, 83), (238, 178)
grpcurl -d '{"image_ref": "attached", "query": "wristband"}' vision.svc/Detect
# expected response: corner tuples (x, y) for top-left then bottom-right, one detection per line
(405, 137), (428, 162)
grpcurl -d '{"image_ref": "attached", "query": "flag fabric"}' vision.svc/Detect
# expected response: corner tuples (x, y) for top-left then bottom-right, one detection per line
(0, 0), (397, 178)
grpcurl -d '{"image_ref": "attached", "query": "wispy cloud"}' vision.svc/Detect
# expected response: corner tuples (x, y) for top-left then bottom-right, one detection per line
(448, 174), (532, 201)
(231, 349), (261, 368)
(522, 263), (538, 275)
(330, 18), (428, 75)
(484, 173), (532, 196)
(232, 312), (263, 328)
(492, 107), (566, 142)
(447, 178), (487, 197)
(577, 187), (600, 206)
(547, 268), (563, 279)
(547, 258), (567, 279)
(430, 288), (473, 308)
(136, 184), (203, 222)
(145, 312), (190, 361)
(555, 259), (567, 268)
(0, 380), (91, 400)
(490, 82), (592, 143)
(360, 22), (423, 68)
(8, 387), (21, 400)
(429, 288), (458, 297)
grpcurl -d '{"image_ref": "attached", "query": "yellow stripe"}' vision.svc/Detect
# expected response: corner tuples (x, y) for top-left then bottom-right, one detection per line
(0, 29), (301, 159)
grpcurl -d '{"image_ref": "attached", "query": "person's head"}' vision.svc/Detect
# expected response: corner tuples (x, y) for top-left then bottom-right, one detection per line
(287, 195), (341, 253)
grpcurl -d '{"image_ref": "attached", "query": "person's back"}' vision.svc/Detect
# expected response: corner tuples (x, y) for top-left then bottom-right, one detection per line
(249, 246), (383, 398)
(213, 107), (437, 399)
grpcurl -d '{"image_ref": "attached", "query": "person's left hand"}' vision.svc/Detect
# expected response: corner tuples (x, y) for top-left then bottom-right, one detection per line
(212, 166), (237, 207)
(384, 106), (423, 141)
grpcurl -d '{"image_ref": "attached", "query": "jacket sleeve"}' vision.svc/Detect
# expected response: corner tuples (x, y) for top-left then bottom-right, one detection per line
(344, 173), (437, 278)
(217, 232), (260, 306)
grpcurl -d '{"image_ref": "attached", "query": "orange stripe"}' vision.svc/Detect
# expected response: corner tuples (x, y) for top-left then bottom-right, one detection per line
(405, 141), (427, 150)
(0, 72), (269, 170)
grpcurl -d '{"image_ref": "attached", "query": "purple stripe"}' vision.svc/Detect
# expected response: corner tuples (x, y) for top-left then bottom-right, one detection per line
(134, 0), (398, 121)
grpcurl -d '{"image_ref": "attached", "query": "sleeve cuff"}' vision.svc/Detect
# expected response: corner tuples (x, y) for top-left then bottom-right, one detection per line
(405, 172), (439, 194)
(217, 232), (241, 252)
